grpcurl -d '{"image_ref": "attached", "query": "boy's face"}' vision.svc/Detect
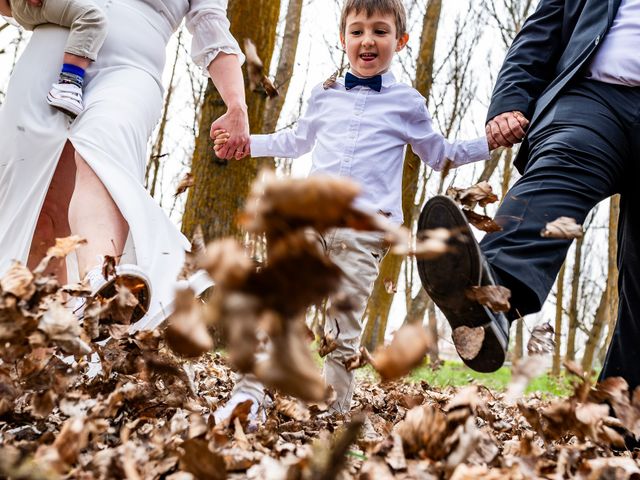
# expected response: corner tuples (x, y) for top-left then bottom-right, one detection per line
(341, 9), (409, 78)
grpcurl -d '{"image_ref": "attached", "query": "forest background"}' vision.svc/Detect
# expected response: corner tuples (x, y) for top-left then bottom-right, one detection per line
(0, 0), (617, 379)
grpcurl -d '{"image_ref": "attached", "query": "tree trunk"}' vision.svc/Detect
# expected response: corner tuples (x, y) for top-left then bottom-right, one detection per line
(361, 0), (442, 350)
(427, 300), (440, 367)
(513, 318), (524, 360)
(181, 0), (282, 242)
(404, 288), (431, 325)
(598, 195), (620, 366)
(581, 287), (609, 373)
(565, 235), (584, 362)
(552, 262), (566, 376)
(146, 31), (182, 197)
(262, 0), (303, 133)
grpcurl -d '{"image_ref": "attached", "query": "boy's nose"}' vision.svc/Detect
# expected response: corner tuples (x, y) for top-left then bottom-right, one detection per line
(362, 35), (375, 47)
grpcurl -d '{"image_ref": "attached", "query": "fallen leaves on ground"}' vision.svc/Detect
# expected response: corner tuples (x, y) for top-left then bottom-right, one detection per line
(2, 178), (639, 479)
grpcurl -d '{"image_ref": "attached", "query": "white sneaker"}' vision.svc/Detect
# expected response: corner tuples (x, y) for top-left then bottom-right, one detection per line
(47, 82), (84, 118)
(84, 263), (152, 324)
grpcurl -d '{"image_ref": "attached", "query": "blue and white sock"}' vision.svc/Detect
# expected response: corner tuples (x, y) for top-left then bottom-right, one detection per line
(58, 63), (85, 89)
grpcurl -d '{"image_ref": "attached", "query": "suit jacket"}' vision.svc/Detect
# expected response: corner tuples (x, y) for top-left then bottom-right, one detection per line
(487, 0), (624, 173)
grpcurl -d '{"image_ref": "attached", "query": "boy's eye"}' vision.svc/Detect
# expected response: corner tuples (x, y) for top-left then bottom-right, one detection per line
(375, 29), (388, 35)
(351, 30), (362, 35)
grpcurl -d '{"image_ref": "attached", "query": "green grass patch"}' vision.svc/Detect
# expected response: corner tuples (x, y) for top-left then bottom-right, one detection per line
(408, 360), (574, 397)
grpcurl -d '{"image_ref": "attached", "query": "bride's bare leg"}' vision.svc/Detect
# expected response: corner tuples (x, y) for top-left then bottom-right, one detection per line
(69, 152), (129, 278)
(27, 142), (76, 283)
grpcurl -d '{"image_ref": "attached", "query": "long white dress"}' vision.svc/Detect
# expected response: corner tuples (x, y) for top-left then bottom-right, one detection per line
(0, 0), (243, 330)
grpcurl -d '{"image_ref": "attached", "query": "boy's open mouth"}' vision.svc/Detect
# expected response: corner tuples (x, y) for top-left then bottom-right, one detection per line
(359, 53), (378, 61)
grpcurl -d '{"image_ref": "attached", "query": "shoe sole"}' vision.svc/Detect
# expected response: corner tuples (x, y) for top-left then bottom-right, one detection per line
(47, 94), (82, 118)
(416, 196), (507, 373)
(93, 265), (151, 325)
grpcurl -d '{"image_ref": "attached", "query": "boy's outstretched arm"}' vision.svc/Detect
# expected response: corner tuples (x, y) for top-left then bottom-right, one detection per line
(249, 85), (322, 159)
(408, 97), (491, 171)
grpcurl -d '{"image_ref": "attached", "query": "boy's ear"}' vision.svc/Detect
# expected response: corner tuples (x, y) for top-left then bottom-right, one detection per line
(340, 32), (346, 50)
(395, 32), (409, 52)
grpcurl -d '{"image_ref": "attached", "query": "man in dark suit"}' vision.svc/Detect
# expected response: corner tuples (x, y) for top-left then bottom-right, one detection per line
(419, 0), (640, 390)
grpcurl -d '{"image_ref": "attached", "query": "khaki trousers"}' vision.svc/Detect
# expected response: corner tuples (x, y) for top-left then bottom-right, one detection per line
(318, 228), (387, 413)
(229, 228), (387, 414)
(10, 0), (107, 60)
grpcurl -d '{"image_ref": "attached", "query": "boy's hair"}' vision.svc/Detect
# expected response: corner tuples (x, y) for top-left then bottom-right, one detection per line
(340, 0), (407, 38)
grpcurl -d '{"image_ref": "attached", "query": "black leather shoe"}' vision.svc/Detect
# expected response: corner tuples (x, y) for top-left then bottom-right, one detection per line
(416, 195), (510, 373)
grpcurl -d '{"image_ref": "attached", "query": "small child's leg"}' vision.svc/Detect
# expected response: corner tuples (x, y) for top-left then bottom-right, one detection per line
(321, 229), (388, 413)
(34, 0), (108, 117)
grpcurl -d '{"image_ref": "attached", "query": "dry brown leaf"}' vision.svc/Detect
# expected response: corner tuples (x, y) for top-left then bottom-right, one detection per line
(38, 302), (92, 356)
(462, 210), (502, 233)
(165, 289), (214, 358)
(452, 326), (485, 361)
(466, 285), (511, 312)
(46, 235), (88, 259)
(275, 396), (310, 422)
(322, 70), (339, 90)
(527, 322), (555, 355)
(371, 324), (432, 382)
(541, 217), (583, 239)
(343, 346), (374, 372)
(179, 438), (226, 480)
(410, 228), (451, 259)
(447, 182), (499, 208)
(243, 39), (278, 98)
(254, 320), (327, 402)
(175, 172), (195, 197)
(384, 279), (396, 294)
(0, 262), (35, 300)
(52, 416), (88, 467)
(318, 332), (339, 357)
(199, 239), (253, 290)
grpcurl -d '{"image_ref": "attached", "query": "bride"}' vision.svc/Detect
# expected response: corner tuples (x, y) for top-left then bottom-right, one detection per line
(0, 0), (249, 329)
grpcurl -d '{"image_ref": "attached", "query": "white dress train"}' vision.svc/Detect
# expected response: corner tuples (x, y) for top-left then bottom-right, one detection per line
(0, 0), (243, 330)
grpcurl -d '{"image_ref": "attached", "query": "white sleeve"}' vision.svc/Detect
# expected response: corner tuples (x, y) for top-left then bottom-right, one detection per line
(250, 87), (321, 158)
(186, 0), (245, 76)
(407, 97), (490, 171)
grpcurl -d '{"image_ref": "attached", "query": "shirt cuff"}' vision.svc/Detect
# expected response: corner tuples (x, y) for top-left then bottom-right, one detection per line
(250, 134), (271, 158)
(465, 136), (491, 164)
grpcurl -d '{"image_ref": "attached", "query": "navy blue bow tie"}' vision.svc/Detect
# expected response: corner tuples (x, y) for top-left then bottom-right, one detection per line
(345, 72), (382, 92)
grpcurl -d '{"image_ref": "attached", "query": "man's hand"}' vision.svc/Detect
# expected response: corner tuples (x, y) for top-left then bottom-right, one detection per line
(209, 104), (250, 160)
(212, 129), (250, 160)
(486, 111), (529, 150)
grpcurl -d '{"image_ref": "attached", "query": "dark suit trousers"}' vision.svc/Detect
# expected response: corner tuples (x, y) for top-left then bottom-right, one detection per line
(480, 79), (640, 389)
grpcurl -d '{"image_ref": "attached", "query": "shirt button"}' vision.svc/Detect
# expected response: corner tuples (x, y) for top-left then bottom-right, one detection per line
(595, 35), (600, 46)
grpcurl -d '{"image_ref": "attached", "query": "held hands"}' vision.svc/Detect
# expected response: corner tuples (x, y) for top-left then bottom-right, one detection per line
(209, 105), (250, 160)
(212, 129), (251, 160)
(486, 111), (529, 150)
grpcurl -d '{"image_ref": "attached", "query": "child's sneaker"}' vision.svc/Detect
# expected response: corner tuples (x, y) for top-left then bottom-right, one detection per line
(47, 82), (84, 118)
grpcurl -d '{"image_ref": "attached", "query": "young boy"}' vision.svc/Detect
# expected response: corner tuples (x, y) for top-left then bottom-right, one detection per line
(214, 0), (492, 417)
(0, 0), (107, 117)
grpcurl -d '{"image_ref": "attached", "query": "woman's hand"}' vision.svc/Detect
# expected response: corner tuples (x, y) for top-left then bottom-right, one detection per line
(212, 129), (250, 160)
(210, 105), (250, 160)
(27, 0), (43, 6)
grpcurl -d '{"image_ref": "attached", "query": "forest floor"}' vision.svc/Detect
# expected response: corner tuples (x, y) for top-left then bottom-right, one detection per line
(2, 175), (639, 479)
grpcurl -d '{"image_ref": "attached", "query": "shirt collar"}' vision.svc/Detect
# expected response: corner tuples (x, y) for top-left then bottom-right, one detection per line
(338, 70), (397, 89)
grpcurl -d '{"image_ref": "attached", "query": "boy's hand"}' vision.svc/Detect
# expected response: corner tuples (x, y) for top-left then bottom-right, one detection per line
(212, 129), (250, 160)
(486, 111), (529, 150)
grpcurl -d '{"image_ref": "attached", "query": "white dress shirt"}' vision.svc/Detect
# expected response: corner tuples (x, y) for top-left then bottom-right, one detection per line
(588, 0), (640, 86)
(250, 71), (489, 224)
